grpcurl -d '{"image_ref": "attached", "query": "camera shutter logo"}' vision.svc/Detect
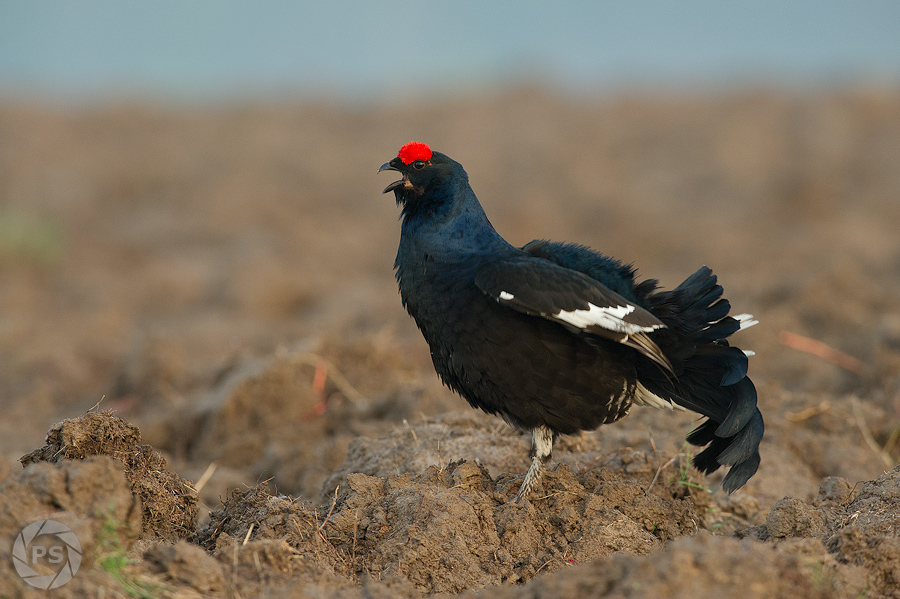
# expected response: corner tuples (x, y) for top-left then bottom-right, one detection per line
(12, 519), (82, 589)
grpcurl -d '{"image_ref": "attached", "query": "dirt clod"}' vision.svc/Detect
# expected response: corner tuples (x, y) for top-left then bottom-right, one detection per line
(20, 411), (198, 541)
(825, 467), (900, 597)
(815, 476), (855, 506)
(766, 497), (827, 538)
(0, 455), (141, 598)
(144, 539), (226, 593)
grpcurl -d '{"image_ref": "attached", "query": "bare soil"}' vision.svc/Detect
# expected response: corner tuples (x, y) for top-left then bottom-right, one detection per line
(1, 87), (900, 598)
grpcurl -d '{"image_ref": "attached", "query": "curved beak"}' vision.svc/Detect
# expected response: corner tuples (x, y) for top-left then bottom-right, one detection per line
(377, 161), (398, 174)
(378, 158), (405, 194)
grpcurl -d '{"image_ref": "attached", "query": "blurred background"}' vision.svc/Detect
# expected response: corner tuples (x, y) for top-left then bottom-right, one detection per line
(2, 1), (899, 102)
(1, 1), (900, 507)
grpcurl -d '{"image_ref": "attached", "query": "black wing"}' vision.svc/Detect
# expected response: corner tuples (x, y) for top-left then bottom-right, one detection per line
(474, 256), (673, 372)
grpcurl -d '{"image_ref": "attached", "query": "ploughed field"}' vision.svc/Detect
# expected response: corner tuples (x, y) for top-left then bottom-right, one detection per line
(1, 88), (900, 598)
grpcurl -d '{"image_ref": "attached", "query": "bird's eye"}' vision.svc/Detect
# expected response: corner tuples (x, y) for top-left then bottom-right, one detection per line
(412, 160), (426, 170)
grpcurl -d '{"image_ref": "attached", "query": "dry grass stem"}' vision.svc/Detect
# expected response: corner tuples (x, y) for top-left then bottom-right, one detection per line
(319, 485), (340, 534)
(779, 331), (865, 374)
(646, 456), (678, 495)
(194, 462), (218, 494)
(850, 396), (895, 468)
(785, 401), (831, 422)
(290, 352), (368, 408)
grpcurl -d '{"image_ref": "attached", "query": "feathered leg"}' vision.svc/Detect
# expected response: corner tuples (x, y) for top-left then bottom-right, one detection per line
(515, 425), (555, 502)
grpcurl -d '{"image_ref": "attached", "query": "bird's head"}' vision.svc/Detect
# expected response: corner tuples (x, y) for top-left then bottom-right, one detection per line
(378, 141), (465, 208)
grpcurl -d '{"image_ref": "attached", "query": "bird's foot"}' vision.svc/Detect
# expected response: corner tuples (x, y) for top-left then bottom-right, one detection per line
(512, 425), (555, 502)
(497, 473), (526, 498)
(497, 470), (544, 502)
(514, 458), (545, 503)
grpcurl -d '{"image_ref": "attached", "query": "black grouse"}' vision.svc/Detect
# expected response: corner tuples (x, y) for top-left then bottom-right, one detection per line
(379, 141), (764, 501)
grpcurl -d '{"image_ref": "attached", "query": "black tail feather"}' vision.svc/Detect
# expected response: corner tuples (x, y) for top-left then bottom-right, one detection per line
(686, 419), (717, 446)
(715, 376), (758, 436)
(696, 313), (740, 341)
(718, 411), (764, 466)
(693, 435), (728, 473)
(703, 298), (732, 324)
(639, 266), (763, 493)
(689, 345), (748, 386)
